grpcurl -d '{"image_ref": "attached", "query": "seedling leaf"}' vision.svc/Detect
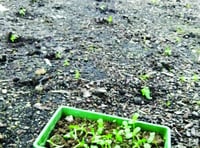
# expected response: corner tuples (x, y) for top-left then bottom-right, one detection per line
(141, 86), (151, 99)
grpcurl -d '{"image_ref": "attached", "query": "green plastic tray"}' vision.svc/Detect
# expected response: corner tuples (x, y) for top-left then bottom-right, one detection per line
(33, 106), (171, 148)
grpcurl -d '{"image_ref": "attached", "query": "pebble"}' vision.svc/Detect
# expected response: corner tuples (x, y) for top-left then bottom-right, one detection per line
(133, 97), (143, 105)
(191, 128), (196, 136)
(1, 89), (7, 94)
(192, 111), (199, 118)
(92, 88), (107, 97)
(0, 134), (4, 140)
(186, 130), (191, 137)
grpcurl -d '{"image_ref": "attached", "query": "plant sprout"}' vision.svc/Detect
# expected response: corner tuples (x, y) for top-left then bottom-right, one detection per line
(63, 59), (70, 66)
(192, 74), (199, 82)
(164, 46), (172, 56)
(55, 52), (62, 59)
(140, 74), (150, 81)
(166, 100), (171, 107)
(179, 76), (186, 82)
(19, 7), (26, 16)
(141, 86), (151, 99)
(74, 69), (80, 79)
(10, 34), (19, 42)
(99, 5), (106, 11)
(107, 16), (113, 24)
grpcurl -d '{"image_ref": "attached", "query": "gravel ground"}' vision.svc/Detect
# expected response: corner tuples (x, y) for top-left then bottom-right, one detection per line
(0, 0), (200, 147)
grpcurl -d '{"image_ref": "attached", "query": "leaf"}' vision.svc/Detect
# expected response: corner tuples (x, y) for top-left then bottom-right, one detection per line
(133, 127), (141, 136)
(147, 132), (155, 143)
(141, 86), (151, 99)
(144, 143), (151, 148)
(74, 69), (80, 79)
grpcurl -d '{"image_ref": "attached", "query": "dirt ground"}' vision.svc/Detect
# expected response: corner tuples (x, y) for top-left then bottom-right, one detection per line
(0, 0), (200, 147)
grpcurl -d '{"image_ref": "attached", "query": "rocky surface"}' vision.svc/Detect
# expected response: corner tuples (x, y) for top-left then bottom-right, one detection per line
(0, 0), (200, 147)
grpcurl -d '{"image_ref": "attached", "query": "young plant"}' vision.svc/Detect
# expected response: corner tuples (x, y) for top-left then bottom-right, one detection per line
(164, 46), (172, 56)
(19, 7), (26, 16)
(141, 86), (151, 100)
(47, 139), (64, 148)
(166, 100), (171, 107)
(179, 75), (186, 83)
(97, 119), (104, 135)
(192, 74), (199, 82)
(74, 69), (81, 79)
(10, 33), (19, 43)
(55, 52), (62, 59)
(63, 59), (70, 66)
(99, 5), (106, 11)
(139, 74), (150, 81)
(107, 16), (113, 24)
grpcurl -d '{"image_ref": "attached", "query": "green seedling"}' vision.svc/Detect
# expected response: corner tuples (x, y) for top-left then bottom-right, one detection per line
(151, 0), (159, 4)
(63, 59), (70, 66)
(55, 52), (62, 59)
(47, 139), (64, 148)
(185, 3), (191, 9)
(175, 37), (181, 43)
(74, 69), (80, 79)
(99, 5), (106, 11)
(97, 119), (104, 135)
(113, 129), (123, 143)
(141, 86), (151, 100)
(179, 76), (186, 82)
(19, 7), (26, 16)
(74, 139), (89, 148)
(87, 45), (96, 52)
(176, 27), (184, 34)
(140, 74), (150, 81)
(107, 16), (113, 24)
(192, 74), (199, 82)
(10, 34), (19, 43)
(166, 100), (171, 107)
(196, 101), (200, 106)
(164, 46), (172, 56)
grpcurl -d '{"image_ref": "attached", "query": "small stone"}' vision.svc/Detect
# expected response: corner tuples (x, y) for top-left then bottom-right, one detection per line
(33, 103), (50, 110)
(35, 68), (46, 75)
(0, 134), (4, 140)
(184, 122), (193, 129)
(186, 130), (191, 137)
(65, 115), (73, 122)
(133, 97), (143, 105)
(0, 122), (6, 127)
(175, 111), (182, 115)
(191, 128), (196, 136)
(1, 89), (7, 94)
(192, 111), (199, 118)
(82, 89), (91, 98)
(35, 84), (43, 92)
(92, 88), (107, 97)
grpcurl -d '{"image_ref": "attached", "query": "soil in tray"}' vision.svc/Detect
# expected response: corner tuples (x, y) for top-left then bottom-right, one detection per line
(46, 116), (164, 148)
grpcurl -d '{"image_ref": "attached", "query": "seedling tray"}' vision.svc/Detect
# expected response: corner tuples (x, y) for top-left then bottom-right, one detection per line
(33, 106), (171, 148)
